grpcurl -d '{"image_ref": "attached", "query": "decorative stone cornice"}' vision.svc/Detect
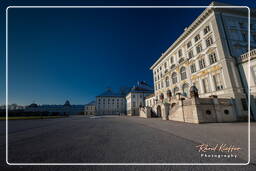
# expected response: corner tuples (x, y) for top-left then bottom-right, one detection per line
(150, 5), (214, 70)
(150, 2), (255, 70)
(238, 49), (256, 63)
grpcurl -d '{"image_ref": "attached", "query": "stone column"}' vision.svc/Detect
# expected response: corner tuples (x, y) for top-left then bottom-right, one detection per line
(209, 74), (216, 92)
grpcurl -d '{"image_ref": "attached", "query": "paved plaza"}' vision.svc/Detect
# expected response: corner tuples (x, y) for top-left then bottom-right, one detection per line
(0, 116), (255, 170)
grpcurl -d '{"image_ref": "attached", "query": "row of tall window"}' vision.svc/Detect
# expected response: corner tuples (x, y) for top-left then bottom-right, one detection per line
(191, 52), (217, 74)
(155, 54), (219, 91)
(154, 36), (214, 82)
(132, 94), (143, 98)
(154, 25), (213, 82)
(187, 25), (211, 49)
(155, 52), (218, 88)
(98, 102), (124, 105)
(158, 72), (224, 98)
(98, 98), (123, 102)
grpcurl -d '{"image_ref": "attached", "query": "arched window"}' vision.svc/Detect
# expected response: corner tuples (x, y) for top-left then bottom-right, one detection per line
(173, 87), (179, 96)
(180, 67), (187, 80)
(165, 76), (170, 87)
(172, 72), (177, 84)
(182, 83), (189, 97)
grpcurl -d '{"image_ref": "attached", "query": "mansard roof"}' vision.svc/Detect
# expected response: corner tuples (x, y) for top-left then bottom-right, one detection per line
(97, 89), (124, 97)
(130, 81), (154, 93)
(85, 101), (96, 106)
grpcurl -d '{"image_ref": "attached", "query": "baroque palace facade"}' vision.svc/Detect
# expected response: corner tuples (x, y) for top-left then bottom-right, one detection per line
(142, 2), (256, 122)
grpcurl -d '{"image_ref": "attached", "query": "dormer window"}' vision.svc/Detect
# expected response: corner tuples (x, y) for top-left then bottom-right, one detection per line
(194, 34), (201, 42)
(204, 26), (210, 35)
(178, 49), (183, 57)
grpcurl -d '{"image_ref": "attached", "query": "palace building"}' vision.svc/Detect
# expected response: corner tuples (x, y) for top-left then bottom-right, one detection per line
(126, 81), (153, 116)
(143, 2), (256, 122)
(96, 89), (126, 115)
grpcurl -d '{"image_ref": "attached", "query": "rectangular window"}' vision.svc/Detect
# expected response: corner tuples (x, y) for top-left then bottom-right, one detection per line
(178, 49), (183, 57)
(194, 34), (200, 42)
(206, 36), (213, 47)
(170, 56), (174, 63)
(188, 50), (194, 59)
(239, 22), (245, 29)
(190, 63), (196, 73)
(199, 58), (206, 69)
(196, 44), (202, 54)
(132, 102), (136, 108)
(172, 76), (177, 84)
(187, 41), (192, 48)
(202, 78), (210, 93)
(213, 73), (224, 90)
(241, 32), (247, 41)
(204, 26), (210, 35)
(209, 52), (217, 64)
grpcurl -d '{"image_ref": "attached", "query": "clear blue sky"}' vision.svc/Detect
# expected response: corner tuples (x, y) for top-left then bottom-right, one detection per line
(0, 0), (254, 105)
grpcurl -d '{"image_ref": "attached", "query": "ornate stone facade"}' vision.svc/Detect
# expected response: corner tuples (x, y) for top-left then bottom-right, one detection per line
(96, 89), (126, 115)
(148, 2), (256, 122)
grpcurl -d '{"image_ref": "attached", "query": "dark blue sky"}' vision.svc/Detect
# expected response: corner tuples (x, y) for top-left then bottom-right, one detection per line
(0, 0), (255, 105)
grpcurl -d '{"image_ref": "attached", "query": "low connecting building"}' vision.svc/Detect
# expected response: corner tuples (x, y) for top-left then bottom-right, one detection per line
(140, 2), (256, 123)
(126, 81), (153, 116)
(25, 100), (84, 115)
(84, 101), (96, 115)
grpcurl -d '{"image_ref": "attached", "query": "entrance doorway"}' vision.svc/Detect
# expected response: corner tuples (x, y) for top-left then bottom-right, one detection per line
(156, 105), (162, 117)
